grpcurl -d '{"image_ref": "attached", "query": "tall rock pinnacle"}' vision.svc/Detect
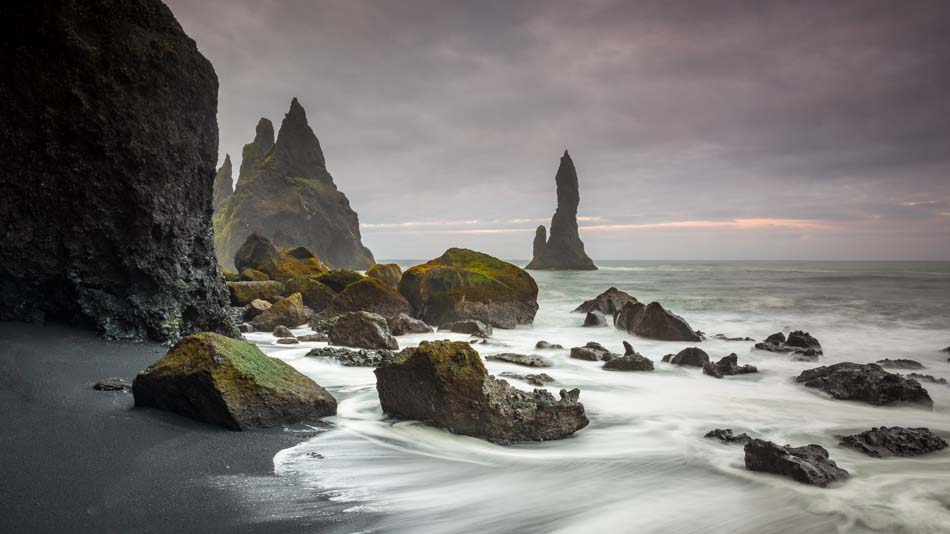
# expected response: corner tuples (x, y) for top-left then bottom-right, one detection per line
(212, 154), (233, 212)
(213, 98), (375, 269)
(526, 150), (597, 270)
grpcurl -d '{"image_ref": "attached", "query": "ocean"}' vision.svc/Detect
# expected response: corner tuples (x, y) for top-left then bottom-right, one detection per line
(233, 261), (950, 533)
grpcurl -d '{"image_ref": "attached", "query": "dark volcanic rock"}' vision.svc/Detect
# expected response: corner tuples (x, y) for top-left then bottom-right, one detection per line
(785, 331), (822, 352)
(906, 373), (949, 386)
(669, 347), (710, 367)
(573, 287), (637, 316)
(93, 378), (132, 392)
(243, 299), (272, 321)
(387, 313), (434, 336)
(704, 428), (752, 445)
(841, 426), (947, 458)
(570, 342), (618, 362)
(765, 332), (786, 344)
(756, 330), (823, 357)
(485, 353), (553, 368)
(583, 311), (608, 327)
(234, 233), (282, 275)
(536, 341), (564, 350)
(328, 311), (398, 350)
(212, 154), (233, 212)
(374, 340), (589, 444)
(526, 151), (597, 270)
(233, 234), (328, 283)
(498, 372), (555, 387)
(614, 301), (702, 342)
(875, 358), (924, 370)
(366, 263), (403, 289)
(796, 363), (933, 407)
(213, 98), (375, 269)
(441, 319), (494, 338)
(744, 439), (849, 487)
(305, 346), (392, 367)
(400, 248), (539, 328)
(703, 353), (758, 379)
(0, 0), (237, 342)
(603, 352), (654, 372)
(238, 118), (275, 187)
(133, 333), (336, 429)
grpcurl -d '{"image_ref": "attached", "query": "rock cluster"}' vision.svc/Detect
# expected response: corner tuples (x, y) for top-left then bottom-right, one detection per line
(0, 0), (236, 342)
(796, 363), (933, 407)
(133, 333), (336, 429)
(213, 98), (375, 269)
(526, 151), (597, 271)
(755, 331), (822, 360)
(841, 426), (947, 458)
(374, 341), (589, 444)
(704, 428), (752, 445)
(703, 353), (758, 379)
(744, 439), (849, 487)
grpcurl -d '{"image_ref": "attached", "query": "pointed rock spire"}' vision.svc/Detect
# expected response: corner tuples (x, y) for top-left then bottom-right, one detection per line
(238, 118), (274, 185)
(526, 150), (597, 270)
(212, 154), (233, 212)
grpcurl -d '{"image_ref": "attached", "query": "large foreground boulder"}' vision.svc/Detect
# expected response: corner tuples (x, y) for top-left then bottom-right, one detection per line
(573, 287), (637, 316)
(375, 341), (588, 444)
(796, 363), (933, 407)
(614, 301), (702, 342)
(399, 248), (539, 328)
(0, 0), (237, 342)
(744, 439), (849, 487)
(328, 311), (398, 350)
(841, 426), (947, 458)
(133, 333), (336, 429)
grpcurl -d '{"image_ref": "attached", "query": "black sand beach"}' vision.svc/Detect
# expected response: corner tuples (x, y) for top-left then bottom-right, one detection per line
(0, 322), (366, 534)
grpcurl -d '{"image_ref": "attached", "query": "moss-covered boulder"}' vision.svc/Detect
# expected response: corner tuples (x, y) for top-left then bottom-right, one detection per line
(375, 340), (588, 444)
(221, 269), (240, 282)
(367, 263), (402, 289)
(328, 311), (398, 350)
(132, 332), (336, 429)
(235, 233), (282, 274)
(226, 281), (285, 306)
(327, 278), (411, 317)
(314, 269), (365, 293)
(284, 276), (335, 312)
(398, 248), (539, 328)
(233, 233), (328, 283)
(251, 293), (307, 330)
(240, 268), (270, 281)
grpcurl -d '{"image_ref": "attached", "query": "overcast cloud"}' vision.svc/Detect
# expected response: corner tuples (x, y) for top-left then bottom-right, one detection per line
(167, 0), (950, 260)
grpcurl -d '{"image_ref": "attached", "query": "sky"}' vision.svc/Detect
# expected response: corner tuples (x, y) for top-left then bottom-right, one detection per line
(167, 0), (950, 261)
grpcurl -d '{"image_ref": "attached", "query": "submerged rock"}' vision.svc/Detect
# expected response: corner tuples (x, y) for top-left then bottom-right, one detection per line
(276, 337), (299, 345)
(583, 311), (608, 327)
(366, 263), (403, 289)
(486, 353), (553, 368)
(93, 378), (132, 393)
(374, 341), (589, 444)
(796, 363), (933, 407)
(614, 301), (702, 342)
(305, 346), (392, 367)
(703, 353), (758, 379)
(213, 98), (375, 269)
(744, 439), (849, 487)
(441, 319), (494, 338)
(328, 311), (398, 350)
(251, 293), (307, 330)
(387, 313), (434, 336)
(704, 428), (752, 445)
(668, 347), (710, 367)
(400, 248), (539, 328)
(525, 151), (597, 271)
(713, 334), (755, 342)
(0, 0), (236, 342)
(573, 287), (637, 316)
(498, 372), (555, 387)
(906, 373), (949, 386)
(875, 358), (924, 370)
(841, 426), (947, 458)
(133, 333), (336, 429)
(536, 341), (564, 350)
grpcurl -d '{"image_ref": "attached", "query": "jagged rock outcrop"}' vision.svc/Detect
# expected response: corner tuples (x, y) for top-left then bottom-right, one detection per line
(796, 363), (933, 407)
(238, 118), (274, 187)
(573, 287), (637, 316)
(526, 151), (597, 271)
(212, 154), (233, 212)
(375, 341), (589, 444)
(485, 353), (552, 368)
(704, 428), (752, 445)
(400, 248), (539, 328)
(744, 439), (849, 487)
(703, 353), (758, 378)
(840, 426), (947, 457)
(615, 301), (702, 342)
(305, 346), (393, 367)
(0, 0), (236, 342)
(133, 333), (336, 429)
(603, 344), (654, 371)
(213, 98), (375, 269)
(233, 233), (327, 282)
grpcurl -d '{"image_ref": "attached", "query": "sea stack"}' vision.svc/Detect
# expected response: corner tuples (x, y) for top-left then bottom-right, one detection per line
(0, 0), (236, 342)
(526, 150), (597, 270)
(214, 98), (375, 269)
(212, 154), (233, 212)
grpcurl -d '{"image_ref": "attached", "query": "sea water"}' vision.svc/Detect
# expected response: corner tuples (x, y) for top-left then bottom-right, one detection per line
(239, 261), (950, 533)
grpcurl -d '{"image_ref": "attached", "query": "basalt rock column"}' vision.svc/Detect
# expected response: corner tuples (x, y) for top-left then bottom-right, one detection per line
(526, 150), (597, 270)
(212, 154), (233, 212)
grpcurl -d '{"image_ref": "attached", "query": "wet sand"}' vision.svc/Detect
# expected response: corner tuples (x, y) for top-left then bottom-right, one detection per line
(0, 322), (367, 534)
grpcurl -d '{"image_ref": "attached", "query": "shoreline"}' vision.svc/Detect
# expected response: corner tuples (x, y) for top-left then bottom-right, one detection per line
(0, 321), (369, 533)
